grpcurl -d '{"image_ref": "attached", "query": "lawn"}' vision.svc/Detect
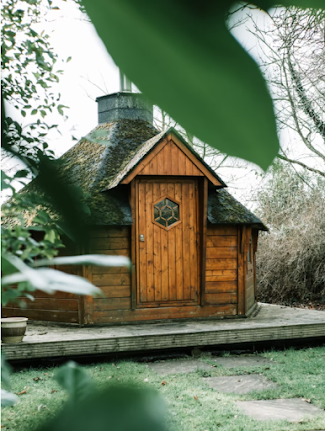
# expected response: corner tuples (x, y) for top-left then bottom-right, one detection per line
(2, 346), (325, 431)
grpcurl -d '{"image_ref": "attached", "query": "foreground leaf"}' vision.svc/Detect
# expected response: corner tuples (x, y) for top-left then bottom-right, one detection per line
(55, 361), (95, 403)
(38, 385), (166, 431)
(1, 254), (101, 296)
(33, 254), (131, 268)
(1, 389), (19, 407)
(81, 0), (279, 169)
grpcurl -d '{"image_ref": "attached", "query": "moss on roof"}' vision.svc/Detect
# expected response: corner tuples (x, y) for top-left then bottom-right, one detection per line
(207, 189), (267, 231)
(59, 119), (159, 194)
(5, 118), (265, 229)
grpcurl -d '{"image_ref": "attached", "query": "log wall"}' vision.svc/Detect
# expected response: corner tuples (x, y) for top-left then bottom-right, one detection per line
(88, 227), (132, 324)
(87, 225), (239, 324)
(2, 242), (81, 324)
(2, 224), (255, 325)
(205, 225), (238, 311)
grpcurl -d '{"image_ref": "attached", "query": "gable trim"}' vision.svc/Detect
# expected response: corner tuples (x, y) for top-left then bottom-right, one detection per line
(121, 132), (222, 186)
(167, 133), (221, 186)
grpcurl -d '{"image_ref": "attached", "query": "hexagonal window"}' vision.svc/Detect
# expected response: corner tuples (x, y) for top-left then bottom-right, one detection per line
(154, 198), (180, 228)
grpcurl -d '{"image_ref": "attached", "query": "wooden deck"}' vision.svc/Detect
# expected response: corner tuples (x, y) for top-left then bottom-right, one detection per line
(2, 304), (325, 361)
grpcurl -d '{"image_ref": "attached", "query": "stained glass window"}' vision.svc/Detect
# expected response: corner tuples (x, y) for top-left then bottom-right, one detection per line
(154, 198), (179, 228)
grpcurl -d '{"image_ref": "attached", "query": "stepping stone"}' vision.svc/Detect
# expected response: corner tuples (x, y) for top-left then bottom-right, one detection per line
(148, 359), (211, 376)
(204, 374), (278, 394)
(212, 355), (274, 368)
(235, 398), (325, 422)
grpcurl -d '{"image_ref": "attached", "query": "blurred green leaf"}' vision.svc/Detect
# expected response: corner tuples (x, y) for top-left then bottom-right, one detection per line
(55, 361), (95, 403)
(281, 0), (324, 6)
(1, 356), (12, 389)
(44, 229), (57, 243)
(39, 385), (166, 431)
(81, 0), (324, 169)
(14, 169), (29, 178)
(33, 254), (131, 268)
(1, 254), (102, 296)
(81, 0), (280, 169)
(1, 389), (19, 407)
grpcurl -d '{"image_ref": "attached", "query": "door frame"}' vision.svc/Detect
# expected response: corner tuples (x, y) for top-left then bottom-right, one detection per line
(132, 176), (203, 309)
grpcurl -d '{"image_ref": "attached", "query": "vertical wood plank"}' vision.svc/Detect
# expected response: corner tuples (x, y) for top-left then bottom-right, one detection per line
(168, 182), (176, 300)
(154, 150), (162, 175)
(163, 143), (170, 175)
(141, 163), (150, 175)
(138, 181), (147, 302)
(83, 264), (93, 324)
(153, 182), (162, 302)
(237, 227), (245, 315)
(160, 182), (169, 300)
(149, 154), (158, 175)
(185, 157), (193, 175)
(192, 164), (202, 176)
(175, 182), (183, 300)
(201, 178), (208, 306)
(189, 181), (197, 300)
(178, 147), (186, 175)
(182, 182), (191, 299)
(146, 182), (154, 302)
(253, 230), (258, 300)
(170, 141), (179, 175)
(130, 180), (137, 309)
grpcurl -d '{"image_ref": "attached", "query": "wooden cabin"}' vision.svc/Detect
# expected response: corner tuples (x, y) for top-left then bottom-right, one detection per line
(2, 92), (267, 325)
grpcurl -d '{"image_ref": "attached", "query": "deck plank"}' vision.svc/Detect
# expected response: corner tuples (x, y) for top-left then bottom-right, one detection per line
(2, 304), (325, 361)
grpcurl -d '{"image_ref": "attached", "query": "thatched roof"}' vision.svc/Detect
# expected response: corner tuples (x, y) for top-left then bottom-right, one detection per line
(4, 118), (266, 230)
(208, 189), (267, 231)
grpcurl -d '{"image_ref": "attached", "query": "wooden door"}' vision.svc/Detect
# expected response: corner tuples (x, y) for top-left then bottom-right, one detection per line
(136, 178), (200, 307)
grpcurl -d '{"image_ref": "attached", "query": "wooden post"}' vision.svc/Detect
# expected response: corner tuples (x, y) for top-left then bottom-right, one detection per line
(237, 227), (245, 315)
(200, 178), (208, 306)
(130, 180), (137, 310)
(83, 264), (94, 324)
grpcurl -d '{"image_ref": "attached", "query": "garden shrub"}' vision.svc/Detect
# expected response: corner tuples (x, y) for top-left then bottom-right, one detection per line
(255, 162), (325, 304)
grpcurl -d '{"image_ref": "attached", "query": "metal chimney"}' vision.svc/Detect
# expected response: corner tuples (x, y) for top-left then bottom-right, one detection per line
(96, 92), (153, 124)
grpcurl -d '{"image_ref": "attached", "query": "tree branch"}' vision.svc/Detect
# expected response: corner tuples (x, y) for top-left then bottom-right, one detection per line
(277, 154), (325, 178)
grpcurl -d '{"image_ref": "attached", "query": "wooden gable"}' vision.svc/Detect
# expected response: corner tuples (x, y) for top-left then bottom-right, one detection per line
(121, 133), (222, 186)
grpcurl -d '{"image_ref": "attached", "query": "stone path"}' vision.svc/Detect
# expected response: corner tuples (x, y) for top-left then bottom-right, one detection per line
(147, 354), (325, 424)
(204, 374), (278, 394)
(235, 398), (325, 422)
(147, 359), (211, 376)
(211, 355), (274, 368)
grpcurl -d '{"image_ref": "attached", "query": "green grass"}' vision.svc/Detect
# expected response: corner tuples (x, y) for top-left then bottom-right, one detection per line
(2, 346), (325, 431)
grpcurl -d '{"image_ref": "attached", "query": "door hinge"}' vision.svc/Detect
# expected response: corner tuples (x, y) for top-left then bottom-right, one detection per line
(196, 239), (199, 244)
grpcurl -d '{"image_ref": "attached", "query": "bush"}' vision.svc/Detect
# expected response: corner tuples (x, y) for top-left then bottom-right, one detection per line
(255, 162), (325, 304)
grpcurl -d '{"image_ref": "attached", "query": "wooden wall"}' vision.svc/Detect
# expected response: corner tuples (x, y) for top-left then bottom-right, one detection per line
(2, 224), (256, 325)
(85, 224), (240, 324)
(87, 227), (131, 324)
(2, 242), (81, 324)
(205, 225), (238, 312)
(137, 140), (204, 177)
